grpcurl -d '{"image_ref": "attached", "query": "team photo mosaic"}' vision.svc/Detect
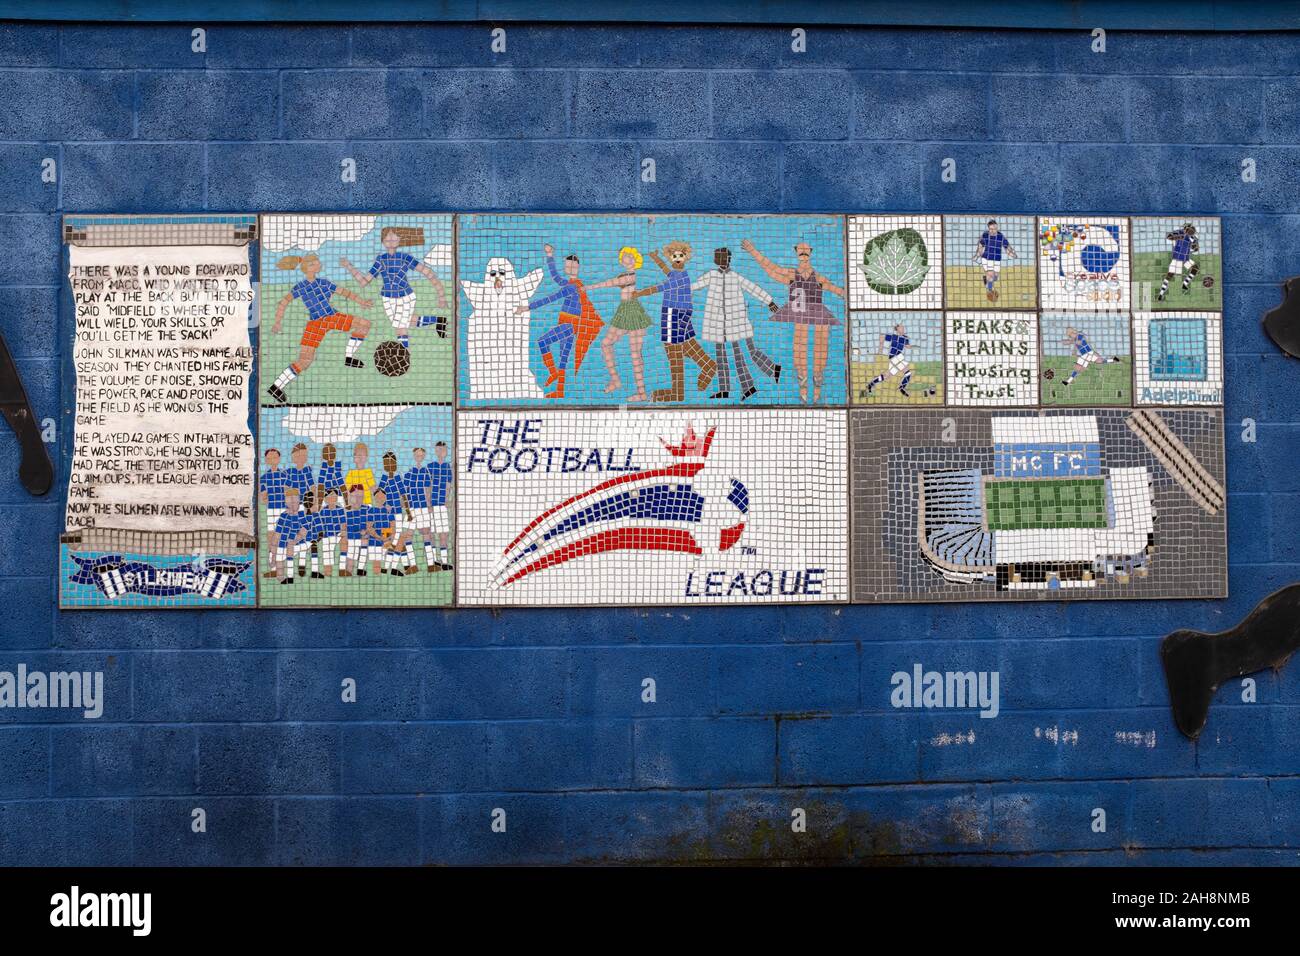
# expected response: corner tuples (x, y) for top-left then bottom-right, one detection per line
(58, 213), (1227, 608)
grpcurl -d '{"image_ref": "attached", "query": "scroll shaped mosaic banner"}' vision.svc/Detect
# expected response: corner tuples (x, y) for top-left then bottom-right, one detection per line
(59, 212), (1227, 608)
(60, 215), (259, 608)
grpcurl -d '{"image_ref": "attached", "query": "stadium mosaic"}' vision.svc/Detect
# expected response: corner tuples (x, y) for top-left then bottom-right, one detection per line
(58, 214), (1228, 608)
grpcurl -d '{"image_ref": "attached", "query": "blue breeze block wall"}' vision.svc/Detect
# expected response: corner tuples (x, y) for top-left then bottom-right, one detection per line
(0, 20), (1296, 865)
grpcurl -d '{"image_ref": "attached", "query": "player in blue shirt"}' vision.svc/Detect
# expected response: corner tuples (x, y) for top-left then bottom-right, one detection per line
(341, 226), (449, 348)
(1158, 222), (1201, 301)
(273, 487), (311, 584)
(404, 446), (437, 572)
(340, 485), (370, 577)
(1061, 327), (1123, 386)
(284, 442), (315, 574)
(863, 324), (936, 400)
(377, 451), (417, 575)
(404, 442), (455, 572)
(259, 448), (289, 579)
(634, 241), (718, 403)
(972, 219), (1017, 303)
(428, 442), (454, 571)
(314, 487), (347, 578)
(366, 487), (403, 576)
(318, 443), (344, 497)
(267, 254), (373, 403)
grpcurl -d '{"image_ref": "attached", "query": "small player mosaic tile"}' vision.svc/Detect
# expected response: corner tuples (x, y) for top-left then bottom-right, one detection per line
(457, 214), (846, 407)
(1130, 217), (1222, 312)
(216, 210), (1220, 609)
(943, 215), (1037, 310)
(851, 311), (944, 406)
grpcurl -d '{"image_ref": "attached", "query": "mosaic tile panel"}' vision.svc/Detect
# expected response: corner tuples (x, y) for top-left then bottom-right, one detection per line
(850, 311), (944, 406)
(1133, 312), (1224, 406)
(457, 214), (846, 407)
(60, 215), (259, 609)
(260, 215), (454, 406)
(455, 409), (848, 606)
(256, 404), (454, 608)
(1039, 313), (1133, 407)
(847, 215), (944, 310)
(257, 214), (455, 607)
(1130, 217), (1222, 312)
(74, 210), (1223, 610)
(1036, 217), (1130, 311)
(943, 215), (1037, 310)
(946, 311), (1039, 406)
(850, 407), (1226, 602)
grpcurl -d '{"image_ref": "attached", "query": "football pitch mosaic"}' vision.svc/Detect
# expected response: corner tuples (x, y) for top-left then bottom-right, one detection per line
(58, 213), (1226, 608)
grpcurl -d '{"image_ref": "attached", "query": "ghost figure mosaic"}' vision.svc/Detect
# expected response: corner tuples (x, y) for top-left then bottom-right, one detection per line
(60, 212), (1226, 609)
(463, 257), (545, 401)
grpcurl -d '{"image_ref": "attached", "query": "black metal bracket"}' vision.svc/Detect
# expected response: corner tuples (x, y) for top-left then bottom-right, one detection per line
(1161, 584), (1300, 739)
(1262, 276), (1300, 358)
(0, 330), (53, 496)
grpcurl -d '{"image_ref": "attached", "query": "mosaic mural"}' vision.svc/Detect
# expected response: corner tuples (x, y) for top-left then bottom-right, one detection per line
(258, 215), (455, 607)
(457, 214), (846, 407)
(456, 409), (849, 606)
(59, 213), (1227, 608)
(60, 215), (258, 608)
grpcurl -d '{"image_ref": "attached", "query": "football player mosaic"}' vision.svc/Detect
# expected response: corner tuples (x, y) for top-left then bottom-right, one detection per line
(258, 215), (455, 607)
(59, 213), (1226, 608)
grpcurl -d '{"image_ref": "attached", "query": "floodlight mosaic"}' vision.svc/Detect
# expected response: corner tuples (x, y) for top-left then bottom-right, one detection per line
(457, 214), (846, 407)
(851, 311), (944, 405)
(1131, 217), (1222, 312)
(848, 215), (944, 310)
(455, 409), (849, 606)
(257, 404), (454, 608)
(850, 408), (1226, 602)
(943, 215), (1037, 309)
(1036, 217), (1130, 311)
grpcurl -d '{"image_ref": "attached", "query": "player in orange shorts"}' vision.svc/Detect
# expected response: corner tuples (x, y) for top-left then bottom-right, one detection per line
(267, 254), (373, 403)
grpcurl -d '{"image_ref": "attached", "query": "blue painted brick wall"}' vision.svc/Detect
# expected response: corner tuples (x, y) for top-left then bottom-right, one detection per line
(0, 20), (1296, 865)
